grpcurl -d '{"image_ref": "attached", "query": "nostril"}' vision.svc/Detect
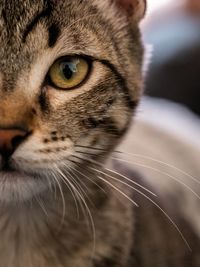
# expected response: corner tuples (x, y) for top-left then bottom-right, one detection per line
(11, 135), (26, 150)
(0, 128), (31, 159)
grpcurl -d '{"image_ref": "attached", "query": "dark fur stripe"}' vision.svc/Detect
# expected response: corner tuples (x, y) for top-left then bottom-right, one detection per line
(22, 2), (52, 43)
(93, 258), (118, 267)
(48, 23), (61, 47)
(96, 59), (138, 110)
(2, 9), (7, 26)
(83, 116), (122, 136)
(100, 117), (122, 135)
(84, 117), (100, 129)
(38, 88), (49, 112)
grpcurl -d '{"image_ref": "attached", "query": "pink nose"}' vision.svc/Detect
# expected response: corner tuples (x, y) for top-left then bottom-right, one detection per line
(0, 128), (28, 159)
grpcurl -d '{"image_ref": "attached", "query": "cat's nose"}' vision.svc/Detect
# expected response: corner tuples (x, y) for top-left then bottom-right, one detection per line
(0, 128), (29, 159)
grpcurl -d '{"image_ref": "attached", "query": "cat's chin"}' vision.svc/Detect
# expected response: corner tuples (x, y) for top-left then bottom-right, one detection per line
(0, 170), (48, 204)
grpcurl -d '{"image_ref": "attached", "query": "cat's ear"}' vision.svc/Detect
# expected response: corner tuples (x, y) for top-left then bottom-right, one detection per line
(115, 0), (146, 21)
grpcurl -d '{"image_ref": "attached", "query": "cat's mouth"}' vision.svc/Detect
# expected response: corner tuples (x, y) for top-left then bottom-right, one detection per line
(0, 169), (30, 180)
(1, 162), (16, 173)
(0, 159), (49, 203)
(0, 158), (42, 182)
(0, 162), (34, 183)
(0, 159), (24, 177)
(0, 168), (24, 178)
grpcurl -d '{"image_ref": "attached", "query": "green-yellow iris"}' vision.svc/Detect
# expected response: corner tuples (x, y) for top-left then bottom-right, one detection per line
(49, 57), (89, 89)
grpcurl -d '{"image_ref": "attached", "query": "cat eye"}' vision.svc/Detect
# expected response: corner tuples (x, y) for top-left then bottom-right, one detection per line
(48, 56), (90, 90)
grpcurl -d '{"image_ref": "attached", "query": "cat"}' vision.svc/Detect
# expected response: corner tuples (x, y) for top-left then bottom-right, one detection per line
(0, 0), (199, 267)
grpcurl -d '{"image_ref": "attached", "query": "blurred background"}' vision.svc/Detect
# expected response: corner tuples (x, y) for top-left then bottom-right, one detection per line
(118, 0), (200, 234)
(141, 0), (200, 115)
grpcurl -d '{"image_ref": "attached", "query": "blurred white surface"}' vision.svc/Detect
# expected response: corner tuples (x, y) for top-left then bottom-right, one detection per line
(137, 97), (200, 147)
(117, 97), (200, 235)
(146, 0), (174, 15)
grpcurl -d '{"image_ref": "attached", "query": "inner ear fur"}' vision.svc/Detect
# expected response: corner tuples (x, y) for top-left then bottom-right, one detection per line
(115, 0), (146, 21)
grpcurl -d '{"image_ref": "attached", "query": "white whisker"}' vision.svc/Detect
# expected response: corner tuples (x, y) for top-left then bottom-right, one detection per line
(114, 151), (200, 187)
(76, 145), (200, 187)
(74, 150), (200, 201)
(67, 161), (108, 195)
(35, 196), (49, 217)
(66, 167), (95, 209)
(56, 168), (96, 258)
(56, 168), (83, 219)
(71, 153), (191, 251)
(110, 157), (200, 201)
(96, 174), (139, 207)
(73, 153), (157, 197)
(51, 168), (66, 226)
(96, 172), (191, 251)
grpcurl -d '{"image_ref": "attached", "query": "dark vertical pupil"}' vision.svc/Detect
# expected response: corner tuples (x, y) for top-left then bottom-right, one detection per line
(62, 62), (75, 80)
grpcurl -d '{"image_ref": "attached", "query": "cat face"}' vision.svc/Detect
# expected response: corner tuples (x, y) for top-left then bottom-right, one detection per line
(0, 0), (145, 203)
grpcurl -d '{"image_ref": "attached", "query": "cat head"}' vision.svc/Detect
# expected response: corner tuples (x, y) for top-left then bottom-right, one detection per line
(0, 0), (145, 203)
